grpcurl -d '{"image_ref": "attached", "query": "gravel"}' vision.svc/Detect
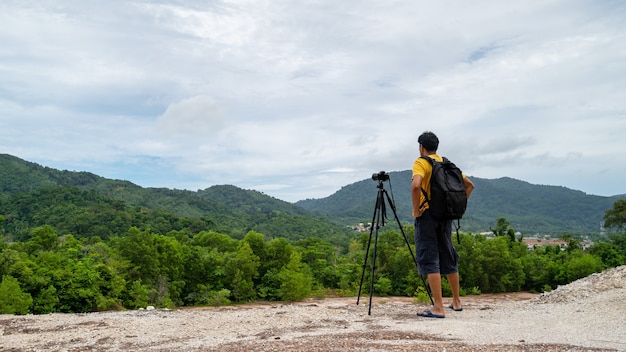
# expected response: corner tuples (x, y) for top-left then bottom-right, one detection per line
(1, 266), (625, 351)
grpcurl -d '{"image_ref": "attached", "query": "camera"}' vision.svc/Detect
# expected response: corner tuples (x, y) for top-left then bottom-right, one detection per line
(371, 171), (389, 182)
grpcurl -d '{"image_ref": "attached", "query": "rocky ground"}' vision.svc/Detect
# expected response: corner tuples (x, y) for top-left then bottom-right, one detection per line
(1, 266), (625, 351)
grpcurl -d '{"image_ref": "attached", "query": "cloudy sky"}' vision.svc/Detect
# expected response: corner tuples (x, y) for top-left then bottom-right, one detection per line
(1, 1), (625, 202)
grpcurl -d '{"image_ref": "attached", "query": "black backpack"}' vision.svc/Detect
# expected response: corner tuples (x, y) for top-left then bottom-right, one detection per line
(420, 156), (467, 242)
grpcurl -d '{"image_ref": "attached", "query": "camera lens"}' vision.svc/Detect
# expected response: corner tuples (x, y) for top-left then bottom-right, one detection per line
(372, 171), (389, 181)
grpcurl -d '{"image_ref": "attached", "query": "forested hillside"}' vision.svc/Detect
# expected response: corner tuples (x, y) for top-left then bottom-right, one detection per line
(0, 154), (352, 246)
(2, 153), (624, 239)
(297, 170), (624, 236)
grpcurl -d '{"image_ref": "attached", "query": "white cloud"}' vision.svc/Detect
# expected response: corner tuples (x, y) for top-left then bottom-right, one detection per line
(157, 96), (227, 137)
(1, 0), (625, 202)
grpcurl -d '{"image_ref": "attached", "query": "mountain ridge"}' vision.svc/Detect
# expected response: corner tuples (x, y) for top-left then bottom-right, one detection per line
(296, 170), (624, 236)
(0, 154), (352, 245)
(2, 154), (624, 237)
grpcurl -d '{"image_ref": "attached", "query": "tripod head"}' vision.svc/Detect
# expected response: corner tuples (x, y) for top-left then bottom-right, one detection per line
(372, 170), (390, 190)
(371, 170), (389, 182)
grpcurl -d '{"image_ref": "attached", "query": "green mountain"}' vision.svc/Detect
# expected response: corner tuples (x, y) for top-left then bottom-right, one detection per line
(296, 170), (625, 236)
(0, 154), (352, 245)
(2, 154), (623, 241)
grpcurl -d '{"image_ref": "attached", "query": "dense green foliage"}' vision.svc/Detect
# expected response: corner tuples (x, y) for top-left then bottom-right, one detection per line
(1, 219), (624, 314)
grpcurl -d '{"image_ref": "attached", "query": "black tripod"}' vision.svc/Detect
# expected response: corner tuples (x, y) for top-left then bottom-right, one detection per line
(356, 173), (433, 315)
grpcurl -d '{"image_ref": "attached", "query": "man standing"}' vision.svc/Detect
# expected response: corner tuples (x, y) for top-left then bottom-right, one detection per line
(411, 131), (474, 318)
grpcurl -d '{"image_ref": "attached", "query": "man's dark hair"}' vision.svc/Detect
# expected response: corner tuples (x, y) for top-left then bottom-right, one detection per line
(418, 131), (439, 152)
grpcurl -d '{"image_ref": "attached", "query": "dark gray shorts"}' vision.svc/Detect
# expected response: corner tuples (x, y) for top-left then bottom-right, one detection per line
(414, 210), (459, 275)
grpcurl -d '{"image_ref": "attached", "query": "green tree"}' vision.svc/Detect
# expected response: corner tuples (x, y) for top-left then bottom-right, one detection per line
(27, 225), (58, 253)
(520, 250), (551, 292)
(610, 232), (626, 259)
(230, 270), (256, 302)
(373, 276), (393, 296)
(93, 262), (126, 311)
(111, 227), (185, 307)
(192, 231), (238, 252)
(461, 235), (525, 293)
(187, 284), (231, 306)
(24, 248), (106, 313)
(223, 241), (259, 302)
(111, 228), (161, 285)
(242, 231), (266, 258)
(295, 237), (338, 288)
(258, 268), (281, 300)
(277, 251), (313, 301)
(333, 239), (367, 294)
(123, 279), (150, 309)
(559, 234), (581, 253)
(0, 275), (33, 314)
(588, 242), (625, 267)
(382, 245), (415, 296)
(490, 218), (516, 242)
(0, 247), (60, 313)
(562, 252), (604, 282)
(257, 238), (295, 300)
(456, 233), (488, 291)
(241, 231), (270, 288)
(32, 285), (59, 314)
(604, 199), (626, 230)
(265, 238), (294, 270)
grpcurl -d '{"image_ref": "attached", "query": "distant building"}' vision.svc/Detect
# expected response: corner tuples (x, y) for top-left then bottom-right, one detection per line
(350, 223), (370, 233)
(522, 237), (568, 250)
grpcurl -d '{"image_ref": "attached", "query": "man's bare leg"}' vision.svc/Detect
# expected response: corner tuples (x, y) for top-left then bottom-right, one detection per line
(447, 272), (462, 310)
(424, 273), (445, 316)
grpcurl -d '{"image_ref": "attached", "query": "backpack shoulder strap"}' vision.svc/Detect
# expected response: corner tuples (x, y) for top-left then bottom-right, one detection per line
(418, 156), (434, 207)
(419, 155), (435, 166)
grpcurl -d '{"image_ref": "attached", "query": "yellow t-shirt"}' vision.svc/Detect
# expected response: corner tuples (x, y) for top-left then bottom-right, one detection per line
(412, 154), (443, 209)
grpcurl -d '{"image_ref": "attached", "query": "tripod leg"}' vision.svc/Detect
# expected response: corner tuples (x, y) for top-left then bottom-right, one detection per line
(356, 190), (382, 306)
(368, 211), (380, 316)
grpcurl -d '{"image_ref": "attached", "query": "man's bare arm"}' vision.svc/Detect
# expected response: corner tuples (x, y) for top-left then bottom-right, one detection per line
(411, 175), (425, 218)
(464, 176), (475, 198)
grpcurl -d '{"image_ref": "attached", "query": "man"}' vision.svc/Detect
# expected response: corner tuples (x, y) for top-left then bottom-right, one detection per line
(411, 131), (474, 318)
